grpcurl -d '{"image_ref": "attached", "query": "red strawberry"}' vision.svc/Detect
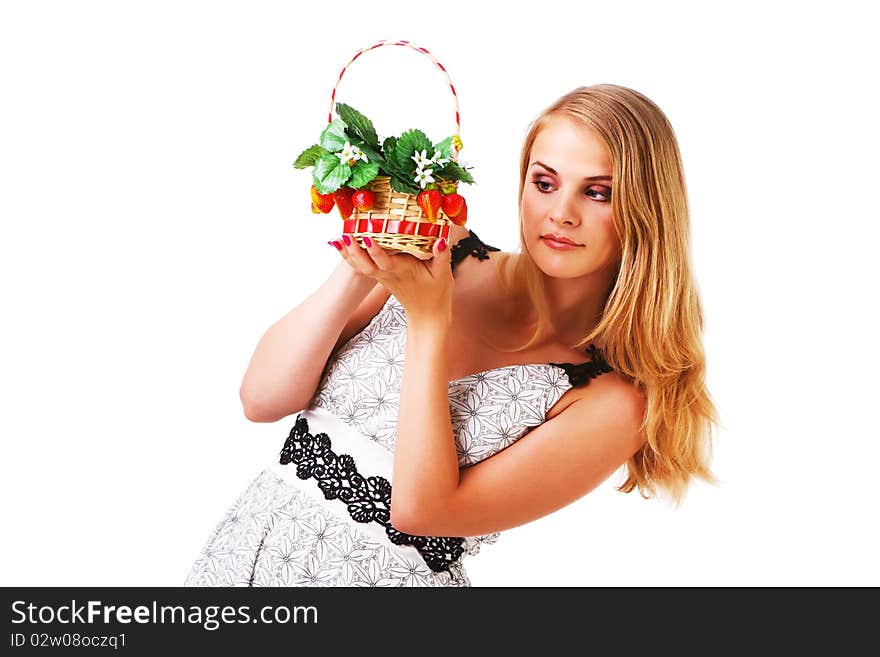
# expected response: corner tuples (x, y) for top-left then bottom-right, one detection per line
(333, 186), (355, 219)
(417, 190), (442, 222)
(440, 193), (465, 218)
(310, 185), (335, 214)
(352, 189), (376, 212)
(449, 197), (468, 226)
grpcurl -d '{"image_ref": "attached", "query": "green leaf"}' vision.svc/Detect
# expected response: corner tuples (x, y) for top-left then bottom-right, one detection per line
(348, 161), (380, 189)
(349, 139), (384, 164)
(382, 136), (398, 155)
(293, 144), (330, 169)
(336, 103), (379, 148)
(435, 160), (475, 184)
(394, 129), (433, 170)
(319, 119), (348, 152)
(382, 159), (410, 178)
(432, 136), (455, 161)
(390, 175), (420, 195)
(378, 137), (413, 183)
(313, 153), (351, 193)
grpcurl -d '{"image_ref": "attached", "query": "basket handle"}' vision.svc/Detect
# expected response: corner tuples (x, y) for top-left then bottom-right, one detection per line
(328, 39), (462, 147)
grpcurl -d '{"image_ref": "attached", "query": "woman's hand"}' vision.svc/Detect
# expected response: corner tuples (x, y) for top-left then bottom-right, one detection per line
(330, 233), (454, 326)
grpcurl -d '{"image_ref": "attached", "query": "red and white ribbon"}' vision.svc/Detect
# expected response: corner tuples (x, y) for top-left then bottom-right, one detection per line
(327, 39), (461, 143)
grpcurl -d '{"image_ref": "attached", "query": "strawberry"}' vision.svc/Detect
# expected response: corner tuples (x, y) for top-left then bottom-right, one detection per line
(439, 182), (458, 195)
(310, 185), (335, 214)
(352, 189), (376, 212)
(332, 186), (355, 219)
(417, 189), (442, 222)
(440, 193), (465, 218)
(448, 197), (468, 226)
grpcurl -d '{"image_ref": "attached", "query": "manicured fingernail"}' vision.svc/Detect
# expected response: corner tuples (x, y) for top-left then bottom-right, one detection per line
(438, 238), (446, 251)
(364, 236), (373, 247)
(342, 234), (351, 246)
(330, 240), (343, 251)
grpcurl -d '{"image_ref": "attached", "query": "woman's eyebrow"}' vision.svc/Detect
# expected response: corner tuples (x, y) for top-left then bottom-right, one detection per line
(531, 160), (612, 181)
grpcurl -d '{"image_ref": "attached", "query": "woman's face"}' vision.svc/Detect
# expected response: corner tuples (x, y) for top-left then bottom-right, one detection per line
(521, 114), (620, 279)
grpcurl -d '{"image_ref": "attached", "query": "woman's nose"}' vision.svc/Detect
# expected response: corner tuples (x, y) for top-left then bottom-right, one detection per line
(550, 192), (581, 226)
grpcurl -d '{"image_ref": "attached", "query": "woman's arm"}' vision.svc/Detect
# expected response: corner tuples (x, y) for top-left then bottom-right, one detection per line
(390, 316), (460, 525)
(239, 260), (380, 423)
(391, 328), (647, 536)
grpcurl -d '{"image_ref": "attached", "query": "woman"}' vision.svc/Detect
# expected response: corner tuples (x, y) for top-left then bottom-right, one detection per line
(184, 84), (719, 587)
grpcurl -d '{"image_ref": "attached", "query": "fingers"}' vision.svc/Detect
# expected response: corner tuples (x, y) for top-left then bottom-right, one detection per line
(432, 236), (449, 261)
(330, 233), (390, 277)
(360, 234), (398, 271)
(330, 232), (440, 277)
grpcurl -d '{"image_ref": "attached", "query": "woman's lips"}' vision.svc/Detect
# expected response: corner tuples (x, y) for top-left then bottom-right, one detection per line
(542, 237), (582, 250)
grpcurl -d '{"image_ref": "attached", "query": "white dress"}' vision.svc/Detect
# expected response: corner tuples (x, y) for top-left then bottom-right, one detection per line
(184, 231), (613, 587)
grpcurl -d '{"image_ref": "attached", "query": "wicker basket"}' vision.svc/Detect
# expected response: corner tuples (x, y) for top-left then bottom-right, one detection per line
(340, 175), (459, 260)
(326, 40), (466, 260)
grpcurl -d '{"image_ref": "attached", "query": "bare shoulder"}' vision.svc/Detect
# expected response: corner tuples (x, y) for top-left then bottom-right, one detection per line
(564, 372), (648, 450)
(447, 225), (510, 265)
(448, 227), (510, 296)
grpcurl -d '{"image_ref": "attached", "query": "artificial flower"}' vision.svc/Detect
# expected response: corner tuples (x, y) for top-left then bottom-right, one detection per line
(338, 141), (368, 165)
(411, 149), (432, 169)
(414, 168), (435, 189)
(431, 150), (450, 167)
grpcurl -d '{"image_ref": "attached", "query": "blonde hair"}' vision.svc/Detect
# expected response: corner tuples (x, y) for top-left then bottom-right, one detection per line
(491, 84), (720, 506)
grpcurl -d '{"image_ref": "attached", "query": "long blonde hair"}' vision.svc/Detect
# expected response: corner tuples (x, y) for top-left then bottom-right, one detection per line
(492, 84), (720, 506)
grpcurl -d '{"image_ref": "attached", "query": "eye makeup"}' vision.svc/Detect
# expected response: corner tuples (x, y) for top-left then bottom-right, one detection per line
(530, 178), (611, 201)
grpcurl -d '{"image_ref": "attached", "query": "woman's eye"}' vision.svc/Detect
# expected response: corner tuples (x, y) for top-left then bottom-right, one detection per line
(532, 180), (610, 201)
(586, 188), (611, 201)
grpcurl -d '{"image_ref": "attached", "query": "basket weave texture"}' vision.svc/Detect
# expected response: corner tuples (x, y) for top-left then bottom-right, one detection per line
(342, 176), (454, 258)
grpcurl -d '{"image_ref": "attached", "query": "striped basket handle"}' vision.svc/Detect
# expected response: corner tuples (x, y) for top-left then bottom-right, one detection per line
(328, 39), (462, 152)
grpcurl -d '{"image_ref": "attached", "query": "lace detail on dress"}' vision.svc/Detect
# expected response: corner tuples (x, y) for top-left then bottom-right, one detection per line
(462, 532), (501, 556)
(550, 344), (614, 387)
(450, 229), (501, 270)
(279, 414), (466, 576)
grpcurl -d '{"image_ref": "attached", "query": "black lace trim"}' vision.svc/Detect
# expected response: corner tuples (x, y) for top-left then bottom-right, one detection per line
(549, 344), (614, 387)
(449, 229), (501, 270)
(278, 415), (465, 575)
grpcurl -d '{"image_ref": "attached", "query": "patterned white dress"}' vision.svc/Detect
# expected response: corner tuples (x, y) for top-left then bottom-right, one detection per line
(184, 231), (613, 587)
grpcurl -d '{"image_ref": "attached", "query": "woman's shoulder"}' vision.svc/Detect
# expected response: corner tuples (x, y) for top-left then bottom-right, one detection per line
(448, 228), (509, 301)
(547, 367), (646, 433)
(449, 227), (505, 269)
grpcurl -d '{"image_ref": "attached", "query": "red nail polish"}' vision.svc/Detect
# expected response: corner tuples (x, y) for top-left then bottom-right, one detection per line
(438, 238), (446, 251)
(330, 240), (343, 251)
(364, 236), (373, 247)
(342, 234), (351, 246)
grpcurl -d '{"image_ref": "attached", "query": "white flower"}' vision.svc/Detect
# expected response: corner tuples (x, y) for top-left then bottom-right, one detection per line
(388, 559), (435, 587)
(414, 168), (435, 189)
(338, 141), (368, 164)
(411, 149), (432, 169)
(431, 150), (449, 167)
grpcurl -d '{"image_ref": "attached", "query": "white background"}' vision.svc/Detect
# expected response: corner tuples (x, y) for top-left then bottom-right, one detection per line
(2, 0), (878, 587)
